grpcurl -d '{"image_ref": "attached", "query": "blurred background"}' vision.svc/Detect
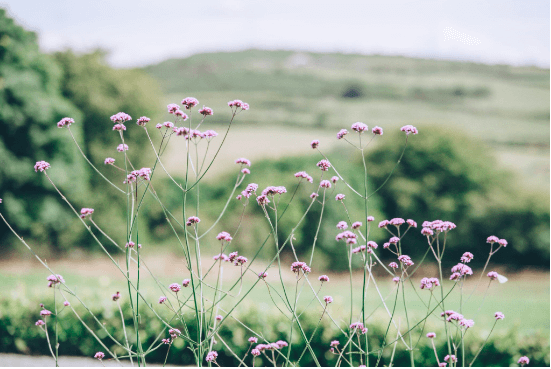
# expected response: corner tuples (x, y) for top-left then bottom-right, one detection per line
(0, 1), (549, 366)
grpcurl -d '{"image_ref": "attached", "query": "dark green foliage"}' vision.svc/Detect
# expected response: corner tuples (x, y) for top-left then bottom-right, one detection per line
(143, 126), (549, 270)
(0, 297), (548, 367)
(364, 126), (550, 268)
(0, 9), (87, 254)
(0, 10), (161, 255)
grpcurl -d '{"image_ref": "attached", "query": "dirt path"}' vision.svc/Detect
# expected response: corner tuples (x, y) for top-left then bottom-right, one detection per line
(0, 353), (175, 367)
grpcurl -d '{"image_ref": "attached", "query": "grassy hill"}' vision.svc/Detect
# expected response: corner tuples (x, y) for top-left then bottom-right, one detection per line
(144, 49), (550, 190)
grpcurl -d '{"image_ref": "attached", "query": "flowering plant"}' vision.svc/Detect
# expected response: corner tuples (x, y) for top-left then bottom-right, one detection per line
(0, 97), (530, 367)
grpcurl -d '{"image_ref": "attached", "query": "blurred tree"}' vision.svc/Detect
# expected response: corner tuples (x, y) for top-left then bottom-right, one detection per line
(0, 9), (162, 254)
(53, 50), (161, 170)
(52, 50), (162, 253)
(0, 8), (87, 254)
(364, 126), (550, 268)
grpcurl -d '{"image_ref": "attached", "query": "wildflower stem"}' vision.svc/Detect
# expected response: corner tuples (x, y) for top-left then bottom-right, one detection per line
(66, 127), (125, 193)
(469, 321), (498, 367)
(117, 301), (134, 366)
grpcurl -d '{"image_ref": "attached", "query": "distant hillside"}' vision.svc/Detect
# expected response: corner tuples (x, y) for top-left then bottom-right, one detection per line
(143, 49), (550, 189)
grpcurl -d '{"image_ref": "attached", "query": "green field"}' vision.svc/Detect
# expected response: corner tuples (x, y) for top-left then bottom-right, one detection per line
(145, 50), (550, 190)
(2, 256), (548, 336)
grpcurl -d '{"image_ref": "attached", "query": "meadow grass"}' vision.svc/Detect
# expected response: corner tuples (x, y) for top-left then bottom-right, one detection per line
(142, 50), (549, 190)
(2, 257), (547, 336)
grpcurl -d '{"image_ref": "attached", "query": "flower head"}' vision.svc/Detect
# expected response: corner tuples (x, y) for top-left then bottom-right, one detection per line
(351, 122), (368, 132)
(181, 97), (199, 109)
(320, 180), (332, 188)
(324, 296), (333, 304)
(34, 161), (51, 172)
(400, 125), (418, 135)
(35, 320), (45, 326)
(372, 126), (383, 135)
(486, 235), (499, 244)
(169, 283), (181, 293)
(169, 328), (181, 338)
(213, 253), (229, 262)
(112, 291), (121, 301)
(495, 311), (505, 320)
(317, 159), (331, 171)
(389, 218), (405, 226)
(318, 275), (329, 282)
(261, 186), (287, 196)
(310, 192), (319, 199)
(215, 315), (223, 321)
(57, 117), (75, 128)
(117, 144), (129, 152)
(63, 301), (70, 307)
(167, 104), (180, 113)
(389, 262), (398, 269)
(420, 277), (440, 290)
(444, 355), (457, 363)
(40, 309), (52, 317)
(378, 220), (389, 228)
(518, 356), (529, 366)
(330, 340), (339, 347)
(228, 252), (239, 263)
(199, 106), (214, 115)
(94, 352), (105, 360)
(337, 221), (348, 230)
(205, 351), (218, 363)
(451, 263), (473, 276)
(136, 116), (150, 126)
(228, 99), (249, 110)
(487, 271), (498, 280)
(291, 261), (311, 274)
(406, 219), (417, 228)
(186, 216), (200, 226)
(216, 231), (233, 242)
(335, 193), (345, 201)
(294, 171), (313, 183)
(235, 158), (251, 167)
(80, 208), (94, 219)
(337, 129), (348, 139)
(352, 221), (362, 229)
(421, 227), (434, 236)
(234, 256), (248, 266)
(367, 241), (378, 249)
(111, 112), (131, 123)
(258, 272), (268, 279)
(426, 332), (436, 339)
(459, 319), (474, 329)
(311, 140), (319, 149)
(182, 279), (191, 287)
(112, 123), (126, 131)
(47, 274), (65, 286)
(104, 157), (115, 165)
(461, 252), (474, 263)
(159, 296), (167, 304)
(367, 216), (375, 222)
(251, 349), (261, 356)
(398, 255), (414, 266)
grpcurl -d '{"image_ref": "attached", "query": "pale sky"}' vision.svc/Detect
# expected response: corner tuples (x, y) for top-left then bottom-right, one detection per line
(1, 0), (549, 68)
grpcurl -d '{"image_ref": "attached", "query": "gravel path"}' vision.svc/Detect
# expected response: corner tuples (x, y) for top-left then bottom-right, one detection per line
(0, 353), (174, 367)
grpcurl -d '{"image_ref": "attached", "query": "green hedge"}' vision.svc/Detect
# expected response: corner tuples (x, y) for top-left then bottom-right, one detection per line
(1, 297), (548, 367)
